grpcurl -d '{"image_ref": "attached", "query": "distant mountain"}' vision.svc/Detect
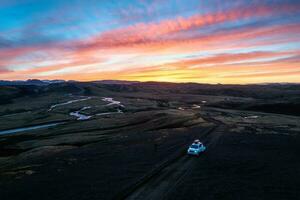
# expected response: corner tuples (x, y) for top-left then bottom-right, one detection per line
(39, 80), (65, 84)
(0, 79), (139, 86)
(0, 79), (65, 86)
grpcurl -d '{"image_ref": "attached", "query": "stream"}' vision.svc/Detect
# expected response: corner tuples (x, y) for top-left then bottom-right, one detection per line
(0, 122), (64, 136)
(0, 97), (124, 135)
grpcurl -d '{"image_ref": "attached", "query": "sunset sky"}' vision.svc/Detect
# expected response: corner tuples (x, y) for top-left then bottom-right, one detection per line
(0, 0), (300, 84)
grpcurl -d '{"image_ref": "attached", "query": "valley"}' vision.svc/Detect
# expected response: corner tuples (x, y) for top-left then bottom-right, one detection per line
(0, 81), (299, 200)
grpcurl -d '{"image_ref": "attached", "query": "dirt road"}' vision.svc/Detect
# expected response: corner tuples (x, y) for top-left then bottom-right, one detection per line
(122, 124), (226, 200)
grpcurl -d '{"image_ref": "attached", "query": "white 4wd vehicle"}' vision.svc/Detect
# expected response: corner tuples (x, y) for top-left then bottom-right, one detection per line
(187, 141), (206, 156)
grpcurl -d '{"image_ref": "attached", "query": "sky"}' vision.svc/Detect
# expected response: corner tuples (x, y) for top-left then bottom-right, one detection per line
(0, 0), (300, 84)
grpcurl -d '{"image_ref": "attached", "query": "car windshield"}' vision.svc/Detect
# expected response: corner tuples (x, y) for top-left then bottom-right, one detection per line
(190, 144), (199, 149)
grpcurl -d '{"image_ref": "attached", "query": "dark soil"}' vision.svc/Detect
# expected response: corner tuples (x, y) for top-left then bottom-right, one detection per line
(0, 126), (209, 200)
(168, 130), (300, 200)
(1, 82), (300, 200)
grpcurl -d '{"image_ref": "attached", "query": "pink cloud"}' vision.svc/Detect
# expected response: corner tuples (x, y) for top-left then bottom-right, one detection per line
(75, 3), (299, 50)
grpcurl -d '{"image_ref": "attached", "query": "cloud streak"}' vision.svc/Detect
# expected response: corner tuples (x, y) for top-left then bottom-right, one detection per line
(0, 0), (300, 83)
(74, 3), (299, 50)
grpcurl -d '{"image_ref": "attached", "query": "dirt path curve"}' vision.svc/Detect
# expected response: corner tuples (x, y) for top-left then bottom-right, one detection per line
(119, 122), (225, 200)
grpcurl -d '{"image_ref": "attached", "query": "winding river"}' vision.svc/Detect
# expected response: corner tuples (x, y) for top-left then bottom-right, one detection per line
(0, 122), (64, 136)
(0, 97), (124, 135)
(48, 97), (92, 111)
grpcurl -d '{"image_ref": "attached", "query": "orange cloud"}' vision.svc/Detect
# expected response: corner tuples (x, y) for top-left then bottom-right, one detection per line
(173, 51), (293, 68)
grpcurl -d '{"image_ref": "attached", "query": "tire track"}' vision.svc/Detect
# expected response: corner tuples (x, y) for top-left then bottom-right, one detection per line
(162, 124), (226, 199)
(116, 123), (223, 200)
